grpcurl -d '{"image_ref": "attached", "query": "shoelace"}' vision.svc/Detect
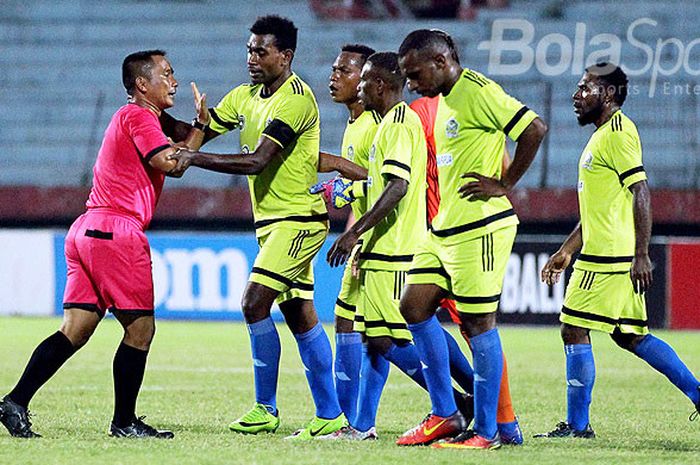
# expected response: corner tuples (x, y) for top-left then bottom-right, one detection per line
(16, 409), (34, 433)
(133, 416), (158, 433)
(404, 413), (433, 436)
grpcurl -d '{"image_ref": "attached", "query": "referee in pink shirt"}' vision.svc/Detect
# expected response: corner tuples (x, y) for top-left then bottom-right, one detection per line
(0, 50), (207, 439)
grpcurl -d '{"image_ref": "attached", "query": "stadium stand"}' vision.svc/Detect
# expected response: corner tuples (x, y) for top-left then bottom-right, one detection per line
(1, 0), (698, 190)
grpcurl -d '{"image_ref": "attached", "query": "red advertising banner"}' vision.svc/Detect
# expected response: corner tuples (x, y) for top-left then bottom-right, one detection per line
(668, 241), (700, 330)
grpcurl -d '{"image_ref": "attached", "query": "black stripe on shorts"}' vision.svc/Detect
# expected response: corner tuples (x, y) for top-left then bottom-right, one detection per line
(452, 293), (501, 304)
(561, 305), (648, 328)
(251, 266), (313, 291)
(335, 298), (356, 312)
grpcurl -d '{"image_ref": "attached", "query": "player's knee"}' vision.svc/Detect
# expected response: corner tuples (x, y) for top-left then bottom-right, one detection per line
(335, 315), (355, 333)
(60, 322), (95, 349)
(459, 313), (496, 338)
(124, 320), (156, 350)
(61, 327), (92, 349)
(560, 323), (589, 345)
(365, 336), (392, 355)
(610, 329), (644, 352)
(241, 298), (265, 323)
(399, 298), (425, 325)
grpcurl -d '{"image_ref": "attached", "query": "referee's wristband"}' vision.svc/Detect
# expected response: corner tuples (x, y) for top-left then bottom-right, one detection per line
(191, 119), (208, 131)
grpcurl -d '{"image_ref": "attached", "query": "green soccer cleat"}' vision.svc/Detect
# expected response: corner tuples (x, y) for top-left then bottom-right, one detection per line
(228, 403), (280, 434)
(284, 414), (346, 440)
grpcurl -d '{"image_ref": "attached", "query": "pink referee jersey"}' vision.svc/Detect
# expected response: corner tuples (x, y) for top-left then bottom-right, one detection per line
(63, 103), (170, 314)
(87, 103), (170, 229)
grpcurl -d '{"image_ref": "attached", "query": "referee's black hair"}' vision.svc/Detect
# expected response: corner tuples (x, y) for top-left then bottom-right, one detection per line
(398, 29), (460, 64)
(586, 62), (628, 106)
(251, 15), (298, 52)
(122, 49), (166, 96)
(341, 44), (376, 64)
(367, 52), (405, 90)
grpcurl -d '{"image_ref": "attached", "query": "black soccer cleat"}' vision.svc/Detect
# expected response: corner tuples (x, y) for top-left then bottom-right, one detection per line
(690, 386), (700, 422)
(0, 396), (41, 438)
(454, 391), (475, 429)
(533, 421), (595, 439)
(109, 416), (174, 439)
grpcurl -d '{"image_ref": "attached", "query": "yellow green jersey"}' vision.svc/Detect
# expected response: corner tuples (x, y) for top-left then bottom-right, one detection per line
(359, 101), (427, 271)
(574, 110), (647, 273)
(341, 109), (382, 220)
(208, 73), (327, 236)
(432, 68), (539, 245)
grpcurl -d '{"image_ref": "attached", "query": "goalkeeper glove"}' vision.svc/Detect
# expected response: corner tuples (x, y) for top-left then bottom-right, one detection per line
(309, 176), (365, 209)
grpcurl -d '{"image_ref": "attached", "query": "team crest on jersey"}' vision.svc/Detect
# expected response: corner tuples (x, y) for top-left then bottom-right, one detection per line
(347, 145), (355, 161)
(241, 145), (250, 154)
(369, 145), (376, 162)
(445, 118), (459, 138)
(581, 151), (593, 170)
(238, 114), (246, 130)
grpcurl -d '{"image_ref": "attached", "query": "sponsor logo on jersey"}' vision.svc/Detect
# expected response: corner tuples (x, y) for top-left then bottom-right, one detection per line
(436, 153), (453, 167)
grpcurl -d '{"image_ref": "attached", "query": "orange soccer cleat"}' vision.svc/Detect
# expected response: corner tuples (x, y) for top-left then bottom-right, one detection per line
(396, 411), (466, 446)
(432, 430), (501, 450)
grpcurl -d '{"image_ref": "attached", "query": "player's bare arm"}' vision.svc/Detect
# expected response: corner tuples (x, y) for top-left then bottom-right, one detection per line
(459, 117), (548, 201)
(168, 135), (281, 176)
(541, 222), (583, 286)
(318, 152), (368, 180)
(327, 176), (408, 267)
(629, 179), (653, 294)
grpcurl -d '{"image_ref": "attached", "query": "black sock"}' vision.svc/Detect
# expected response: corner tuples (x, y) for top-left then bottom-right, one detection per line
(7, 331), (77, 408)
(112, 342), (148, 427)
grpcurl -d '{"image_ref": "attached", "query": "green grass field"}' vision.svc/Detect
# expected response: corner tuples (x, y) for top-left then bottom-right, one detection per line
(0, 317), (698, 465)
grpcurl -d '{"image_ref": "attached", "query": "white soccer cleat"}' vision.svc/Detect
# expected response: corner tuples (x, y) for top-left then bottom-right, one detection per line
(317, 425), (378, 441)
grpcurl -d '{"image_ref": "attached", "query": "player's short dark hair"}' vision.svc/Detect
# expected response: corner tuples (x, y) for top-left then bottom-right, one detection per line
(586, 62), (628, 106)
(250, 15), (297, 52)
(341, 44), (376, 64)
(122, 49), (166, 95)
(398, 29), (459, 63)
(367, 52), (405, 90)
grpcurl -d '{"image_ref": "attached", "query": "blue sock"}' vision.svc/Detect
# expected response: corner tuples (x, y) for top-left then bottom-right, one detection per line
(407, 316), (456, 417)
(247, 317), (281, 414)
(471, 328), (503, 439)
(565, 344), (595, 431)
(384, 342), (426, 389)
(352, 345), (390, 432)
(294, 323), (342, 419)
(334, 332), (362, 422)
(634, 334), (700, 405)
(443, 328), (474, 393)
